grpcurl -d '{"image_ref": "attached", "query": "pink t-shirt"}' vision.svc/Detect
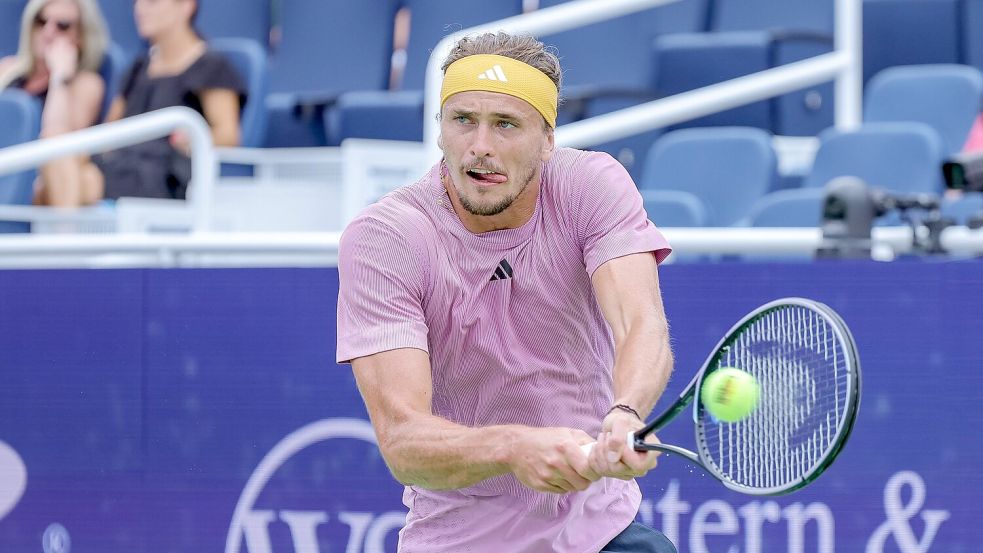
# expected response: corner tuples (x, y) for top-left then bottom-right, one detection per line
(337, 148), (672, 553)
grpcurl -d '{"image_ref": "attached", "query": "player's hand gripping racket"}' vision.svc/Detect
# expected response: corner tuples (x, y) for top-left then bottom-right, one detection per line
(583, 297), (861, 496)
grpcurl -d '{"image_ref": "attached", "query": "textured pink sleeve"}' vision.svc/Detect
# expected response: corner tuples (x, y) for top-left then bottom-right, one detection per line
(576, 153), (672, 276)
(336, 217), (430, 363)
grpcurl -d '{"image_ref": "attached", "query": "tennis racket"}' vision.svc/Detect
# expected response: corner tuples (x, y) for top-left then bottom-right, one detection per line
(583, 297), (861, 496)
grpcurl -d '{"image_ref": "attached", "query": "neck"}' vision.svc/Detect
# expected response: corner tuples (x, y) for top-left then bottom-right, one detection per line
(152, 26), (201, 63)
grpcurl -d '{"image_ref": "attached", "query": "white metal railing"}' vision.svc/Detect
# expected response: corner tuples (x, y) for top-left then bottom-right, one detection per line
(0, 107), (217, 230)
(0, 226), (977, 269)
(423, 0), (862, 161)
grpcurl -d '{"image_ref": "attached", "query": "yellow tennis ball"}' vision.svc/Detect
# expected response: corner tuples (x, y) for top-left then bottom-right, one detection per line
(701, 367), (759, 422)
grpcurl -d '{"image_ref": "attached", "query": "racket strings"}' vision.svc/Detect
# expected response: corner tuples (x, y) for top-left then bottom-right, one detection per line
(699, 305), (852, 491)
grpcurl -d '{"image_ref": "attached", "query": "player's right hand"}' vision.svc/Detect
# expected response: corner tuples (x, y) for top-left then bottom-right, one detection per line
(508, 427), (600, 494)
(590, 410), (661, 479)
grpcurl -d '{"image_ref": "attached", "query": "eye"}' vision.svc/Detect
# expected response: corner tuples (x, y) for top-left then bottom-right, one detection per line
(454, 115), (471, 124)
(498, 120), (517, 129)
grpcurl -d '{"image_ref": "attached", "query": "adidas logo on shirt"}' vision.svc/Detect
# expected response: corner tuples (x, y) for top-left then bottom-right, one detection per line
(477, 65), (508, 82)
(489, 259), (514, 281)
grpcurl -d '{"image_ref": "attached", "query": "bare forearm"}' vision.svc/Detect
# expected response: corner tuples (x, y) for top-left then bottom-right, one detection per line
(40, 82), (73, 137)
(380, 415), (518, 489)
(611, 319), (673, 418)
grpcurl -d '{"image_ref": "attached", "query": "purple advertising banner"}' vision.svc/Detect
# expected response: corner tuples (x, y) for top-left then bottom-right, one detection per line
(0, 261), (978, 552)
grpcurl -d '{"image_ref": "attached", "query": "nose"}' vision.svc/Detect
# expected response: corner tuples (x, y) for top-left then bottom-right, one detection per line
(38, 23), (57, 39)
(469, 122), (495, 159)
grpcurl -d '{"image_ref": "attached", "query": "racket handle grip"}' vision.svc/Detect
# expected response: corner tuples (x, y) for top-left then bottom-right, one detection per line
(580, 430), (635, 456)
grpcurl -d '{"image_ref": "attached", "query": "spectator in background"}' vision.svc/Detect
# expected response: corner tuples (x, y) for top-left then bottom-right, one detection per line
(0, 0), (108, 207)
(32, 0), (245, 206)
(963, 112), (983, 153)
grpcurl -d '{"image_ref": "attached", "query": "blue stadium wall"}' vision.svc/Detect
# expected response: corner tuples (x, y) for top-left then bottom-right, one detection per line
(0, 261), (977, 552)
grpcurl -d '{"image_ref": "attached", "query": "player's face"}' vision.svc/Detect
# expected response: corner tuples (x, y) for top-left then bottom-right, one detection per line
(440, 91), (554, 230)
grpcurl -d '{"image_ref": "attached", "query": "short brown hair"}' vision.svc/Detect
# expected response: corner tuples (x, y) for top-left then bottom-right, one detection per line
(442, 32), (563, 96)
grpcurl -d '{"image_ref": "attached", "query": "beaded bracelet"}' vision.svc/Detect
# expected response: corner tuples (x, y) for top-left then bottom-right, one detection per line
(607, 403), (641, 420)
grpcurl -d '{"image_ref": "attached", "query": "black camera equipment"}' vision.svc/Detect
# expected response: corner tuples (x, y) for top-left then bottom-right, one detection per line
(943, 150), (983, 192)
(817, 176), (948, 258)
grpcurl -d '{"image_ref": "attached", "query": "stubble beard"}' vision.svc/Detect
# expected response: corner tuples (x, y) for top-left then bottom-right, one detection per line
(455, 162), (538, 217)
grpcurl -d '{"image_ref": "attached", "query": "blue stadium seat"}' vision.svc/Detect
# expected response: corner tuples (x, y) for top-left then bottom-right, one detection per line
(333, 0), (522, 145)
(541, 0), (706, 91)
(641, 189), (708, 227)
(864, 64), (983, 156)
(0, 0), (26, 58)
(97, 0), (144, 62)
(400, 0), (524, 91)
(654, 0), (834, 136)
(743, 187), (826, 261)
(803, 122), (946, 194)
(747, 187), (825, 227)
(654, 32), (773, 130)
(941, 192), (983, 225)
(771, 37), (835, 136)
(540, 0), (707, 177)
(963, 0), (983, 76)
(197, 0), (270, 47)
(0, 89), (40, 232)
(265, 0), (400, 147)
(331, 90), (424, 143)
(863, 0), (960, 84)
(209, 38), (267, 148)
(97, 41), (127, 122)
(639, 127), (777, 226)
(574, 96), (664, 181)
(712, 0), (831, 33)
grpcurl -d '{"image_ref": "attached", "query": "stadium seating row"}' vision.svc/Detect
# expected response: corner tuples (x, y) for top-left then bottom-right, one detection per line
(637, 61), (983, 227)
(2, 59), (981, 229)
(641, 121), (983, 228)
(5, 0), (982, 150)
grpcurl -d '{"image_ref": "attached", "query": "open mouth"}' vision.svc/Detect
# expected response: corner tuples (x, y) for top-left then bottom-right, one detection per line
(466, 168), (508, 185)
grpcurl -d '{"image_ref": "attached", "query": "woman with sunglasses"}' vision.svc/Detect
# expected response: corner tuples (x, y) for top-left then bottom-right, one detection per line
(0, 0), (108, 207)
(89, 0), (244, 203)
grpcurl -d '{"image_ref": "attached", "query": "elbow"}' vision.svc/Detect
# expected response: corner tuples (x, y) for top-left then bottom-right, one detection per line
(376, 429), (416, 485)
(376, 431), (458, 490)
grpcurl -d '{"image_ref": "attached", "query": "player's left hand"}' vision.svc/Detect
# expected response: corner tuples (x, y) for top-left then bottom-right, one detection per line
(588, 410), (661, 479)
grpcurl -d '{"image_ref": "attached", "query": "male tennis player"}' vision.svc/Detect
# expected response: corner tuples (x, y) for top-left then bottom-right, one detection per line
(337, 32), (675, 553)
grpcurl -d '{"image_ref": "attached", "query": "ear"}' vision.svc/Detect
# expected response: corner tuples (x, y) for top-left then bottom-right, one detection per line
(540, 127), (555, 162)
(437, 134), (444, 151)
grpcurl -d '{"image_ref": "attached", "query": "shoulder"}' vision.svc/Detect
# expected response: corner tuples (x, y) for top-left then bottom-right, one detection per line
(543, 148), (631, 193)
(542, 147), (635, 207)
(126, 53), (150, 76)
(191, 50), (239, 80)
(121, 54), (149, 86)
(0, 56), (22, 86)
(342, 172), (441, 261)
(0, 56), (16, 73)
(196, 49), (236, 71)
(185, 49), (244, 91)
(338, 193), (435, 295)
(346, 185), (435, 248)
(72, 70), (105, 92)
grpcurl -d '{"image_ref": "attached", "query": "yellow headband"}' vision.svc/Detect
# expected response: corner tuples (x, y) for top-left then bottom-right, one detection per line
(440, 54), (558, 128)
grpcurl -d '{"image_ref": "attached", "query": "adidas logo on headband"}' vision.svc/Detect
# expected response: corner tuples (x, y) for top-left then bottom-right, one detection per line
(441, 54), (558, 127)
(477, 65), (508, 82)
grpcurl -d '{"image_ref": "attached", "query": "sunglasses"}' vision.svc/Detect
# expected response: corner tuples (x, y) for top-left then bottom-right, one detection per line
(33, 14), (78, 32)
